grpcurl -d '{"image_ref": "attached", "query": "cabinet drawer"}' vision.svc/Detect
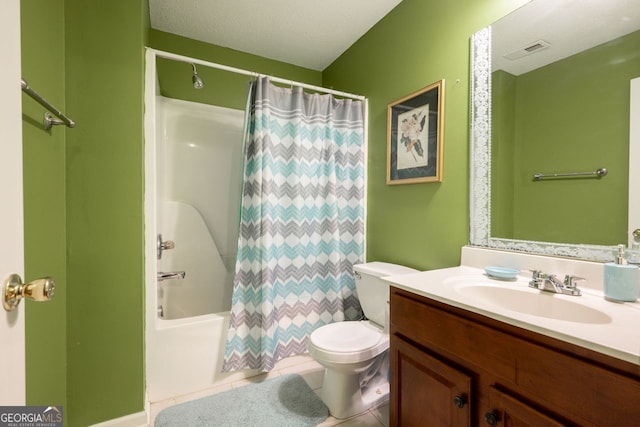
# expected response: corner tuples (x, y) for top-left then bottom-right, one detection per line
(391, 288), (517, 383)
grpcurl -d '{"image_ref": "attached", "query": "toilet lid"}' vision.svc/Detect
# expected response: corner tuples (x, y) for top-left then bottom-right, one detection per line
(310, 321), (384, 353)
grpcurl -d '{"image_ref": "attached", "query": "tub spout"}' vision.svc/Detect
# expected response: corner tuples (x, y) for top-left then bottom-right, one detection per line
(157, 271), (186, 282)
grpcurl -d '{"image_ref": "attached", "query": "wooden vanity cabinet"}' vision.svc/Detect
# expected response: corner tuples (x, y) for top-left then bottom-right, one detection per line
(389, 287), (640, 427)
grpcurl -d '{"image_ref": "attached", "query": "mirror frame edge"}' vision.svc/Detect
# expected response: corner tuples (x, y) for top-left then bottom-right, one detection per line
(469, 26), (613, 262)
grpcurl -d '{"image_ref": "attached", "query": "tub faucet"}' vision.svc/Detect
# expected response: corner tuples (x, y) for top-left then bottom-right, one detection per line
(157, 271), (186, 282)
(528, 270), (583, 296)
(157, 234), (175, 260)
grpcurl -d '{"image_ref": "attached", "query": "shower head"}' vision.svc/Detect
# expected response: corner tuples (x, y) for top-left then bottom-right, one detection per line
(191, 63), (204, 89)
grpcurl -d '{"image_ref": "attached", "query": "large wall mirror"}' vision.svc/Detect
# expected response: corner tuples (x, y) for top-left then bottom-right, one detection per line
(470, 0), (640, 261)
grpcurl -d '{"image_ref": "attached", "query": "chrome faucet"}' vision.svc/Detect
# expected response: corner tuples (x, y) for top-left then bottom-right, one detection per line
(528, 270), (583, 296)
(157, 234), (176, 260)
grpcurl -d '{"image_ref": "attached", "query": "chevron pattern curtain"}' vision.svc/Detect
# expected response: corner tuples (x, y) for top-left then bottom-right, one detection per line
(222, 77), (365, 372)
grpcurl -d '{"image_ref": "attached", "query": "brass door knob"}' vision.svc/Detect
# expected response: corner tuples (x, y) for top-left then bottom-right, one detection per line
(3, 274), (55, 311)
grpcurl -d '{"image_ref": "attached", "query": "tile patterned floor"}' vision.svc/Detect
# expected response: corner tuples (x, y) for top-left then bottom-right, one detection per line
(149, 354), (389, 427)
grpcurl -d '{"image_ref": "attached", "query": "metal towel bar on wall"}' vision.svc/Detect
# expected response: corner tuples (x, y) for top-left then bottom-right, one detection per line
(21, 78), (75, 130)
(532, 167), (607, 181)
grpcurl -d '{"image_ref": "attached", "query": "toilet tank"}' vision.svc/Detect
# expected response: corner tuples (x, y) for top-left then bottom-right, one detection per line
(353, 262), (419, 326)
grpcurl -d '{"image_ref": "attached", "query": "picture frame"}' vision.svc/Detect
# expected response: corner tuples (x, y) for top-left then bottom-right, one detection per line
(386, 80), (444, 184)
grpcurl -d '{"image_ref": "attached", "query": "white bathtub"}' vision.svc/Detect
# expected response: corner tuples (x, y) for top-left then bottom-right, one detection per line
(147, 312), (229, 401)
(144, 61), (255, 402)
(146, 310), (265, 402)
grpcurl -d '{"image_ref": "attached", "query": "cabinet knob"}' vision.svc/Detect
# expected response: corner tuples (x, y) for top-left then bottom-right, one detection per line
(484, 411), (499, 426)
(453, 395), (466, 408)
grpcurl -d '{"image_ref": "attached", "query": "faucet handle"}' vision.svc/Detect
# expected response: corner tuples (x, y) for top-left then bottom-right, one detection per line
(564, 275), (586, 289)
(528, 270), (546, 290)
(529, 270), (550, 280)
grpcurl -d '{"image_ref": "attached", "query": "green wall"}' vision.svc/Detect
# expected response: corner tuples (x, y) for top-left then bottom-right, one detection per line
(323, 0), (529, 270)
(64, 0), (147, 424)
(149, 29), (322, 110)
(493, 30), (640, 245)
(22, 0), (148, 425)
(491, 69), (517, 238)
(21, 0), (67, 412)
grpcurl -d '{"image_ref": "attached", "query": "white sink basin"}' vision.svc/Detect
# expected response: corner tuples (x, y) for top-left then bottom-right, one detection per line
(452, 283), (612, 324)
(383, 265), (640, 364)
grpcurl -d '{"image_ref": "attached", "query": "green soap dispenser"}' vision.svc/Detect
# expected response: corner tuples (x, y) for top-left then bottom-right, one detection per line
(603, 244), (640, 302)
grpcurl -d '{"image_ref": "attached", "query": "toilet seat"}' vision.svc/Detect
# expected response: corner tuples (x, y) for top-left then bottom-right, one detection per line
(309, 321), (389, 364)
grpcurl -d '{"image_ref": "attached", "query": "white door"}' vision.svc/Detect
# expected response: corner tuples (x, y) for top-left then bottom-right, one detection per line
(0, 0), (26, 405)
(630, 78), (639, 249)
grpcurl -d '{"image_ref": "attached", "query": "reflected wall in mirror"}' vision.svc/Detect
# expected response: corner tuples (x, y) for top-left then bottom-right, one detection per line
(470, 0), (640, 261)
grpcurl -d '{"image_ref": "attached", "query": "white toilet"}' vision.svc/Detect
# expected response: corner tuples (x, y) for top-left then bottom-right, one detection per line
(308, 262), (419, 419)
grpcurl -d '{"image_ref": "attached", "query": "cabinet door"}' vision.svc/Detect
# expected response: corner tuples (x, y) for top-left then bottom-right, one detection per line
(391, 335), (471, 427)
(484, 387), (567, 427)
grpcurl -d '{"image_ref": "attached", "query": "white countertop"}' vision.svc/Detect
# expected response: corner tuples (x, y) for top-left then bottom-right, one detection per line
(384, 265), (640, 365)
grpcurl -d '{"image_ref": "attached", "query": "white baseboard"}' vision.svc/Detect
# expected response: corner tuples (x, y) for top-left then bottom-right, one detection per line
(90, 411), (147, 427)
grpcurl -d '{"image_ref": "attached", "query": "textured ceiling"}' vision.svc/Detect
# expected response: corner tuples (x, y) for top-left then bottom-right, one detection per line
(149, 0), (403, 71)
(493, 0), (640, 75)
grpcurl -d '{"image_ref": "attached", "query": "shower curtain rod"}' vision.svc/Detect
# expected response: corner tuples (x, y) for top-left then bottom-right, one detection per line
(147, 48), (367, 101)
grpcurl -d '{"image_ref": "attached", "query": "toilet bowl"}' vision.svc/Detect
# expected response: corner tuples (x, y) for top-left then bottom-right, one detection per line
(308, 262), (419, 419)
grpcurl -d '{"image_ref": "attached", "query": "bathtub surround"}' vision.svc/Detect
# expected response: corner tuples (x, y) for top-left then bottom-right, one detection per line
(145, 62), (248, 401)
(223, 77), (366, 371)
(154, 97), (244, 319)
(154, 373), (328, 427)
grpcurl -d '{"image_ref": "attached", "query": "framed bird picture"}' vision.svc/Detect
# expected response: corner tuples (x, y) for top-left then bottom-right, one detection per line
(386, 80), (444, 184)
